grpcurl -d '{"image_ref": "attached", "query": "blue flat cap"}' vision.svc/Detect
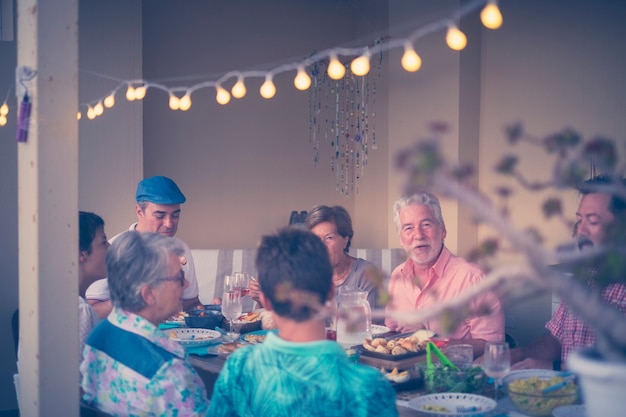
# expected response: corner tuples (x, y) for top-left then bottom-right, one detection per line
(135, 176), (186, 204)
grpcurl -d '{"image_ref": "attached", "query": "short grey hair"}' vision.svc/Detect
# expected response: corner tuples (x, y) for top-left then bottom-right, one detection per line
(107, 231), (185, 312)
(392, 192), (445, 231)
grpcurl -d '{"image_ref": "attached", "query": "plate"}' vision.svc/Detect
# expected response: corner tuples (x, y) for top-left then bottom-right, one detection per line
(240, 329), (278, 344)
(357, 332), (427, 361)
(371, 324), (391, 336)
(552, 404), (586, 417)
(166, 328), (221, 347)
(407, 393), (496, 416)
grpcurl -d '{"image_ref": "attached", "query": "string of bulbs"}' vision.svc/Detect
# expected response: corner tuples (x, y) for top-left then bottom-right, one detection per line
(0, 0), (502, 125)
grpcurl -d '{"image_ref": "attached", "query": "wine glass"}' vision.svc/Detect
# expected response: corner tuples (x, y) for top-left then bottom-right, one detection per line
(233, 272), (251, 297)
(221, 290), (242, 342)
(483, 341), (511, 401)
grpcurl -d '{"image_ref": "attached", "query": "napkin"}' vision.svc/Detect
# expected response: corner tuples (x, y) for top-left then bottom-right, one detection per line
(158, 322), (184, 330)
(186, 345), (218, 356)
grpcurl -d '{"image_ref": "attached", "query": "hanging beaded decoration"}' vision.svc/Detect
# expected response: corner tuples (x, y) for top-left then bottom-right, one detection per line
(308, 39), (382, 195)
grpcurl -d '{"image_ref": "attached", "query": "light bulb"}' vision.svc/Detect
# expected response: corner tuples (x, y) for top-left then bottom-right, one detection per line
(350, 53), (370, 76)
(169, 95), (180, 110)
(481, 2), (502, 29)
(294, 67), (312, 90)
(179, 94), (192, 111)
(231, 78), (247, 99)
(87, 107), (96, 120)
(0, 115), (6, 126)
(94, 101), (104, 116)
(134, 85), (147, 100)
(77, 112), (82, 121)
(216, 87), (231, 105)
(125, 85), (136, 101)
(260, 77), (276, 99)
(327, 54), (346, 80)
(0, 102), (8, 116)
(104, 94), (115, 108)
(446, 25), (467, 51)
(401, 45), (422, 72)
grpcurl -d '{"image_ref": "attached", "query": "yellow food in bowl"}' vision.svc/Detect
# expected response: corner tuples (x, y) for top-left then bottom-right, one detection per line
(506, 376), (578, 417)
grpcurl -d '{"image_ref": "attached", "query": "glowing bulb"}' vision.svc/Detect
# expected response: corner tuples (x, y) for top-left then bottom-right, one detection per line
(350, 53), (370, 76)
(0, 115), (6, 126)
(103, 94), (115, 108)
(481, 2), (503, 29)
(77, 112), (82, 120)
(87, 107), (96, 120)
(294, 67), (312, 90)
(179, 94), (192, 111)
(327, 55), (346, 80)
(260, 77), (276, 99)
(231, 78), (247, 99)
(169, 95), (180, 110)
(216, 87), (231, 105)
(446, 25), (467, 51)
(93, 102), (104, 116)
(134, 85), (147, 100)
(125, 85), (136, 101)
(401, 44), (422, 72)
(0, 102), (8, 116)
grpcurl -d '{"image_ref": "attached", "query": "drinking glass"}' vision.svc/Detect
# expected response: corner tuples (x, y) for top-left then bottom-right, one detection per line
(483, 341), (511, 401)
(233, 272), (251, 297)
(221, 290), (242, 342)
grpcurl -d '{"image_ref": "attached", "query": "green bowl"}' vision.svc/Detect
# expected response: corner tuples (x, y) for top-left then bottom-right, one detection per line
(420, 364), (487, 394)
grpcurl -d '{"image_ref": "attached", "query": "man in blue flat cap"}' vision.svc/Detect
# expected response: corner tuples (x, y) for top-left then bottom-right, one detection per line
(86, 176), (202, 317)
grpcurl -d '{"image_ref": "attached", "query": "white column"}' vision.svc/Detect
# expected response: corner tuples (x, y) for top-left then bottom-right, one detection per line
(17, 0), (79, 416)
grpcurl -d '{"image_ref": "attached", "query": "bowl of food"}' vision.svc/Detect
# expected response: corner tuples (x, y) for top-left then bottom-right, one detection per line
(231, 311), (263, 334)
(184, 306), (224, 329)
(420, 364), (487, 394)
(503, 370), (579, 417)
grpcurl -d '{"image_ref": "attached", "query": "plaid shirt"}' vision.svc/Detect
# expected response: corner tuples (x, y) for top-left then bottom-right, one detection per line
(546, 270), (626, 362)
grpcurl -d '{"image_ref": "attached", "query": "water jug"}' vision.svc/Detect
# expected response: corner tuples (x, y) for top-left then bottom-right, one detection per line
(336, 288), (371, 348)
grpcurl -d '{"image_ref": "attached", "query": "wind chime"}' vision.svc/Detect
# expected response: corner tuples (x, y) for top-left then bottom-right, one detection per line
(308, 40), (383, 195)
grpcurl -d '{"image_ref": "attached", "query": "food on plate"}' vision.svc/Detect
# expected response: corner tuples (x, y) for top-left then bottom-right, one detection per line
(422, 404), (450, 412)
(217, 342), (246, 354)
(167, 311), (188, 322)
(243, 333), (267, 344)
(380, 367), (411, 383)
(423, 364), (487, 394)
(260, 310), (277, 330)
(238, 311), (261, 322)
(168, 331), (178, 339)
(362, 330), (435, 355)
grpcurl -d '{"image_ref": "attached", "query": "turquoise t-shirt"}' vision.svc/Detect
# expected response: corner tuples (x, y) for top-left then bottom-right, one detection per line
(208, 332), (398, 417)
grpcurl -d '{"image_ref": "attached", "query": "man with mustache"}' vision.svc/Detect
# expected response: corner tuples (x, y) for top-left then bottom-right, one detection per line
(508, 175), (626, 370)
(385, 192), (504, 358)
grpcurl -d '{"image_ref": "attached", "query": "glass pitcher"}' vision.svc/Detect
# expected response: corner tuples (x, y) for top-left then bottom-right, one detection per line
(336, 288), (372, 348)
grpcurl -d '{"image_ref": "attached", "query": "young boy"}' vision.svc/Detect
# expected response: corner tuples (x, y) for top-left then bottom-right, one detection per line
(208, 227), (397, 417)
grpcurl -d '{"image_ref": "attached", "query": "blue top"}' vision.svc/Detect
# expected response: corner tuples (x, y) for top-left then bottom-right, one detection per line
(209, 331), (398, 417)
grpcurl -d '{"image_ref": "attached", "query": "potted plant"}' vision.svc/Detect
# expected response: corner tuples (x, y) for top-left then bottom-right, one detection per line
(391, 122), (626, 417)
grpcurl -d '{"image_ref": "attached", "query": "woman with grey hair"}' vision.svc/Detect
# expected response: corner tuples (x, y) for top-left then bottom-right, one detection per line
(80, 231), (210, 416)
(305, 205), (382, 314)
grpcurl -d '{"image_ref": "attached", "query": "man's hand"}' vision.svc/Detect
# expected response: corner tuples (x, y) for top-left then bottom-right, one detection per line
(249, 277), (262, 304)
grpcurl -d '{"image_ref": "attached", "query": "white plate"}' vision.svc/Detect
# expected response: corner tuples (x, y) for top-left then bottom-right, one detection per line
(371, 324), (390, 336)
(166, 328), (221, 347)
(552, 404), (586, 417)
(407, 393), (497, 416)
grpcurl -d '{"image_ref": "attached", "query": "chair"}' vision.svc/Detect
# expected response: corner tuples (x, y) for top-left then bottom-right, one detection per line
(505, 332), (518, 349)
(11, 309), (19, 359)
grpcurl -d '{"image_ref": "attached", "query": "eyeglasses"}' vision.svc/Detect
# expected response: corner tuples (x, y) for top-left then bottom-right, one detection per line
(157, 270), (186, 287)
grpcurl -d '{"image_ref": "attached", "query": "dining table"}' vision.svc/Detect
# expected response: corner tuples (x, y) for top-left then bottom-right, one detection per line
(188, 349), (534, 417)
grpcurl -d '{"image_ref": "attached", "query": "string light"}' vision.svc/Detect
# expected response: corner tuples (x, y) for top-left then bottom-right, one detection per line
(231, 77), (247, 99)
(446, 24), (467, 51)
(260, 76), (276, 99)
(76, 0), (501, 120)
(216, 86), (231, 105)
(294, 67), (312, 91)
(401, 44), (422, 72)
(0, 115), (6, 126)
(93, 101), (104, 116)
(327, 54), (346, 80)
(481, 1), (503, 29)
(178, 93), (192, 111)
(77, 112), (82, 120)
(87, 106), (96, 120)
(0, 102), (8, 126)
(350, 52), (371, 77)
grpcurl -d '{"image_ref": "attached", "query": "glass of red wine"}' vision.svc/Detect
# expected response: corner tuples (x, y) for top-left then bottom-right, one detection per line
(232, 272), (250, 297)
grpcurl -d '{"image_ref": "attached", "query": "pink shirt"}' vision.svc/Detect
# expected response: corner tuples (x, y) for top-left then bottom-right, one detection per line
(385, 247), (504, 341)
